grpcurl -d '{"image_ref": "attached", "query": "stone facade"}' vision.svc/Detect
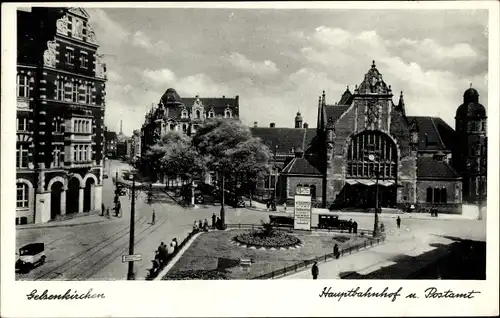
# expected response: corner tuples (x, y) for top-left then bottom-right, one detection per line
(16, 8), (106, 224)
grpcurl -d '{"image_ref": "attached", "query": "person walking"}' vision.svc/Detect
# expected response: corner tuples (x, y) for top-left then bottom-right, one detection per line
(334, 243), (340, 259)
(211, 213), (216, 229)
(172, 238), (178, 253)
(312, 261), (319, 279)
(352, 221), (358, 234)
(396, 216), (401, 229)
(348, 219), (353, 234)
(198, 220), (203, 230)
(152, 209), (156, 225)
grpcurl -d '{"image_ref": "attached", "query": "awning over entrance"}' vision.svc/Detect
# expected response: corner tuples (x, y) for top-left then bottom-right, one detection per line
(345, 179), (395, 187)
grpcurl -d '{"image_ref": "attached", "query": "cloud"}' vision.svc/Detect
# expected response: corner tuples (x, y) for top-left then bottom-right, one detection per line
(87, 9), (130, 45)
(131, 31), (171, 54)
(107, 70), (123, 83)
(143, 68), (177, 85)
(224, 53), (279, 76)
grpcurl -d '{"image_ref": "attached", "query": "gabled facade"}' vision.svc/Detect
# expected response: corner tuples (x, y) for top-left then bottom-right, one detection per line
(16, 7), (106, 224)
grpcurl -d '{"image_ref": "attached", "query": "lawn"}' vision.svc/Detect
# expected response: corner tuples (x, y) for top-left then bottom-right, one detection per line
(163, 229), (371, 280)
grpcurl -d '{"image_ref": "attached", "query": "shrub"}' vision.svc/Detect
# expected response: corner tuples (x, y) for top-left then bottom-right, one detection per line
(235, 230), (300, 248)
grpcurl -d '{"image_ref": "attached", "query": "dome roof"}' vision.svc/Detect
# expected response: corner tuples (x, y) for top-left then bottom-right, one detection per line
(160, 88), (182, 105)
(456, 86), (486, 118)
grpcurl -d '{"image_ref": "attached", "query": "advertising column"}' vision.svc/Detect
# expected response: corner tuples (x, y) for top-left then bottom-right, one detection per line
(294, 186), (312, 230)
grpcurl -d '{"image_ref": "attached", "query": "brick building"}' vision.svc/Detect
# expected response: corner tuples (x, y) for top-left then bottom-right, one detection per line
(103, 128), (118, 158)
(16, 7), (106, 224)
(256, 61), (486, 213)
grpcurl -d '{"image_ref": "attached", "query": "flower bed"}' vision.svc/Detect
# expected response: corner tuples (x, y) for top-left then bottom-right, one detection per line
(165, 269), (229, 280)
(234, 230), (301, 248)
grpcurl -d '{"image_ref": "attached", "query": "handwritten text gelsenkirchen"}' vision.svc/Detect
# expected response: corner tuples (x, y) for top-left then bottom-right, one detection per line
(26, 289), (105, 300)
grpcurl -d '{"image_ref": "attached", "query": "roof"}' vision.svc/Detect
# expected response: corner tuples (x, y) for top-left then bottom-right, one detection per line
(325, 105), (349, 124)
(417, 157), (461, 180)
(105, 131), (117, 140)
(281, 157), (322, 176)
(250, 127), (316, 155)
(182, 96), (239, 113)
(406, 116), (455, 152)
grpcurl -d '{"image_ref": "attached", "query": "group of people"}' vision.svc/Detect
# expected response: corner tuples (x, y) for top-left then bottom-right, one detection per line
(192, 213), (223, 233)
(347, 219), (358, 234)
(151, 238), (179, 273)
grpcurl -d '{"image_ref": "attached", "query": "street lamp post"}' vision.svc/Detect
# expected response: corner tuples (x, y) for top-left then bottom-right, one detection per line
(366, 151), (380, 237)
(127, 174), (136, 280)
(220, 168), (226, 229)
(273, 145), (278, 201)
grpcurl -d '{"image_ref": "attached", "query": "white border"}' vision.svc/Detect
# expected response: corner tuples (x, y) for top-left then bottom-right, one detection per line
(2, 2), (499, 317)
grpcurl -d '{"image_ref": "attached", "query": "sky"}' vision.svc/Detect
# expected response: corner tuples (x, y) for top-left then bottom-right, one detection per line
(87, 8), (489, 136)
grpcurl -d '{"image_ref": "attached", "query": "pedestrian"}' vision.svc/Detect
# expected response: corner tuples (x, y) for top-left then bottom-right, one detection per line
(101, 204), (105, 216)
(211, 213), (216, 229)
(266, 200), (270, 211)
(396, 216), (401, 229)
(283, 202), (287, 212)
(348, 219), (353, 234)
(106, 208), (110, 218)
(204, 218), (209, 228)
(193, 221), (199, 233)
(216, 217), (221, 230)
(158, 242), (167, 264)
(152, 209), (156, 225)
(172, 238), (178, 252)
(352, 221), (358, 234)
(334, 243), (340, 259)
(199, 220), (203, 230)
(312, 261), (319, 279)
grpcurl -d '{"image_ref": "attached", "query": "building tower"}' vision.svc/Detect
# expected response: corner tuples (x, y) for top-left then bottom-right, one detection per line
(453, 84), (487, 203)
(295, 111), (303, 128)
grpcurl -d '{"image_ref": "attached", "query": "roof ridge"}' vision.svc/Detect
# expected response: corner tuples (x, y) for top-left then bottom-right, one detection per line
(429, 116), (446, 149)
(282, 158), (296, 173)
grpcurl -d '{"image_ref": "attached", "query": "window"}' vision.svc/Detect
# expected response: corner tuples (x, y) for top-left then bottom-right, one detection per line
(56, 80), (65, 100)
(73, 146), (77, 161)
(16, 144), (29, 168)
(66, 48), (74, 65)
(52, 146), (63, 167)
(426, 188), (433, 203)
(440, 188), (447, 203)
(181, 110), (188, 119)
(79, 145), (84, 161)
(481, 121), (486, 132)
(182, 123), (188, 133)
(170, 123), (175, 131)
(225, 110), (231, 118)
(81, 51), (88, 68)
(16, 183), (29, 208)
(85, 85), (92, 104)
(195, 110), (201, 119)
(433, 188), (440, 203)
(53, 118), (62, 133)
(17, 117), (28, 132)
(209, 111), (215, 118)
(17, 74), (30, 98)
(72, 82), (78, 102)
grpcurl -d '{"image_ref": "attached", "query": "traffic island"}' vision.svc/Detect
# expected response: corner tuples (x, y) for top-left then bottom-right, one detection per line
(162, 229), (375, 280)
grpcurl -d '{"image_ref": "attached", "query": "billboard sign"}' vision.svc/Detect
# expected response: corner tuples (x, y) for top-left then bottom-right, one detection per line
(294, 194), (312, 230)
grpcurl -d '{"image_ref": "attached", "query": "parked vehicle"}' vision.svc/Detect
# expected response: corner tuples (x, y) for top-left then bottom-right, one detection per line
(317, 214), (350, 230)
(269, 214), (294, 226)
(15, 243), (46, 273)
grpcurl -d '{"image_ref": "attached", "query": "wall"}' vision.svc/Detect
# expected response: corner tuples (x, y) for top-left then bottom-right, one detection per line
(415, 179), (462, 214)
(285, 175), (323, 203)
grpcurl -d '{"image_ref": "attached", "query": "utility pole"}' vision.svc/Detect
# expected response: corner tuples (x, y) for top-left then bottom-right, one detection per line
(220, 168), (226, 229)
(127, 174), (136, 280)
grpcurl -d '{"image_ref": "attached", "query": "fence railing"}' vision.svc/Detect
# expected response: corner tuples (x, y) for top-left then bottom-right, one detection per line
(225, 223), (374, 236)
(252, 234), (387, 280)
(146, 229), (197, 280)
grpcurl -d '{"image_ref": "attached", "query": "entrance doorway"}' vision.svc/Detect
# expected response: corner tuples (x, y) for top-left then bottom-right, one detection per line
(343, 183), (397, 209)
(50, 181), (64, 220)
(66, 177), (80, 214)
(83, 178), (95, 212)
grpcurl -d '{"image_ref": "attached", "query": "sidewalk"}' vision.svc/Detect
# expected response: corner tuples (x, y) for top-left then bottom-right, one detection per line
(16, 213), (111, 230)
(282, 227), (447, 280)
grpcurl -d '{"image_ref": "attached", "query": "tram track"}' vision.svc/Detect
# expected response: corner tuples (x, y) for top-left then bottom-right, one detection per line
(34, 215), (149, 280)
(77, 217), (169, 280)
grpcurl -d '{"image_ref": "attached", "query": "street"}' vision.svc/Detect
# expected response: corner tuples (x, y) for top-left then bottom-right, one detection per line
(16, 159), (486, 280)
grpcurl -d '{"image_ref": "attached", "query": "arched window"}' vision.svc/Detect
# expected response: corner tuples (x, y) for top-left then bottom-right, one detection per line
(433, 188), (440, 203)
(195, 110), (201, 119)
(182, 123), (188, 133)
(426, 188), (433, 203)
(440, 188), (447, 203)
(16, 183), (29, 208)
(346, 131), (397, 179)
(209, 111), (215, 118)
(181, 110), (188, 119)
(225, 110), (231, 118)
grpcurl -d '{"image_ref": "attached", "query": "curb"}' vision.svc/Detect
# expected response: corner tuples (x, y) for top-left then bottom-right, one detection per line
(16, 217), (109, 230)
(153, 231), (204, 281)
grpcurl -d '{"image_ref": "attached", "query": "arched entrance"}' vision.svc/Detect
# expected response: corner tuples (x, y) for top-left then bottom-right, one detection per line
(84, 178), (95, 212)
(343, 130), (398, 208)
(50, 181), (64, 220)
(66, 177), (80, 214)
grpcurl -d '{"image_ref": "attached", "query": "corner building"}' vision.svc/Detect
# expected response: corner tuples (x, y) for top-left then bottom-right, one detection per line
(16, 8), (107, 224)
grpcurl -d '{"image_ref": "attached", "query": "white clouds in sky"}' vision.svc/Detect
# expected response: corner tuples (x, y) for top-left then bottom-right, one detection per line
(89, 9), (487, 135)
(224, 53), (279, 76)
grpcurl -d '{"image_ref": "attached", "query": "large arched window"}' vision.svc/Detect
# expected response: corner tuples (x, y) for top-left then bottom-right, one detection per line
(346, 131), (398, 179)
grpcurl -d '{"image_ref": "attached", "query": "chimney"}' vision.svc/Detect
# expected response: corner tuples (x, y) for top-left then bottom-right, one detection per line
(253, 121), (258, 128)
(303, 123), (309, 129)
(270, 123), (275, 128)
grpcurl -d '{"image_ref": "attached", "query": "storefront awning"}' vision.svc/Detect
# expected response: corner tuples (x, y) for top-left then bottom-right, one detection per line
(345, 179), (396, 187)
